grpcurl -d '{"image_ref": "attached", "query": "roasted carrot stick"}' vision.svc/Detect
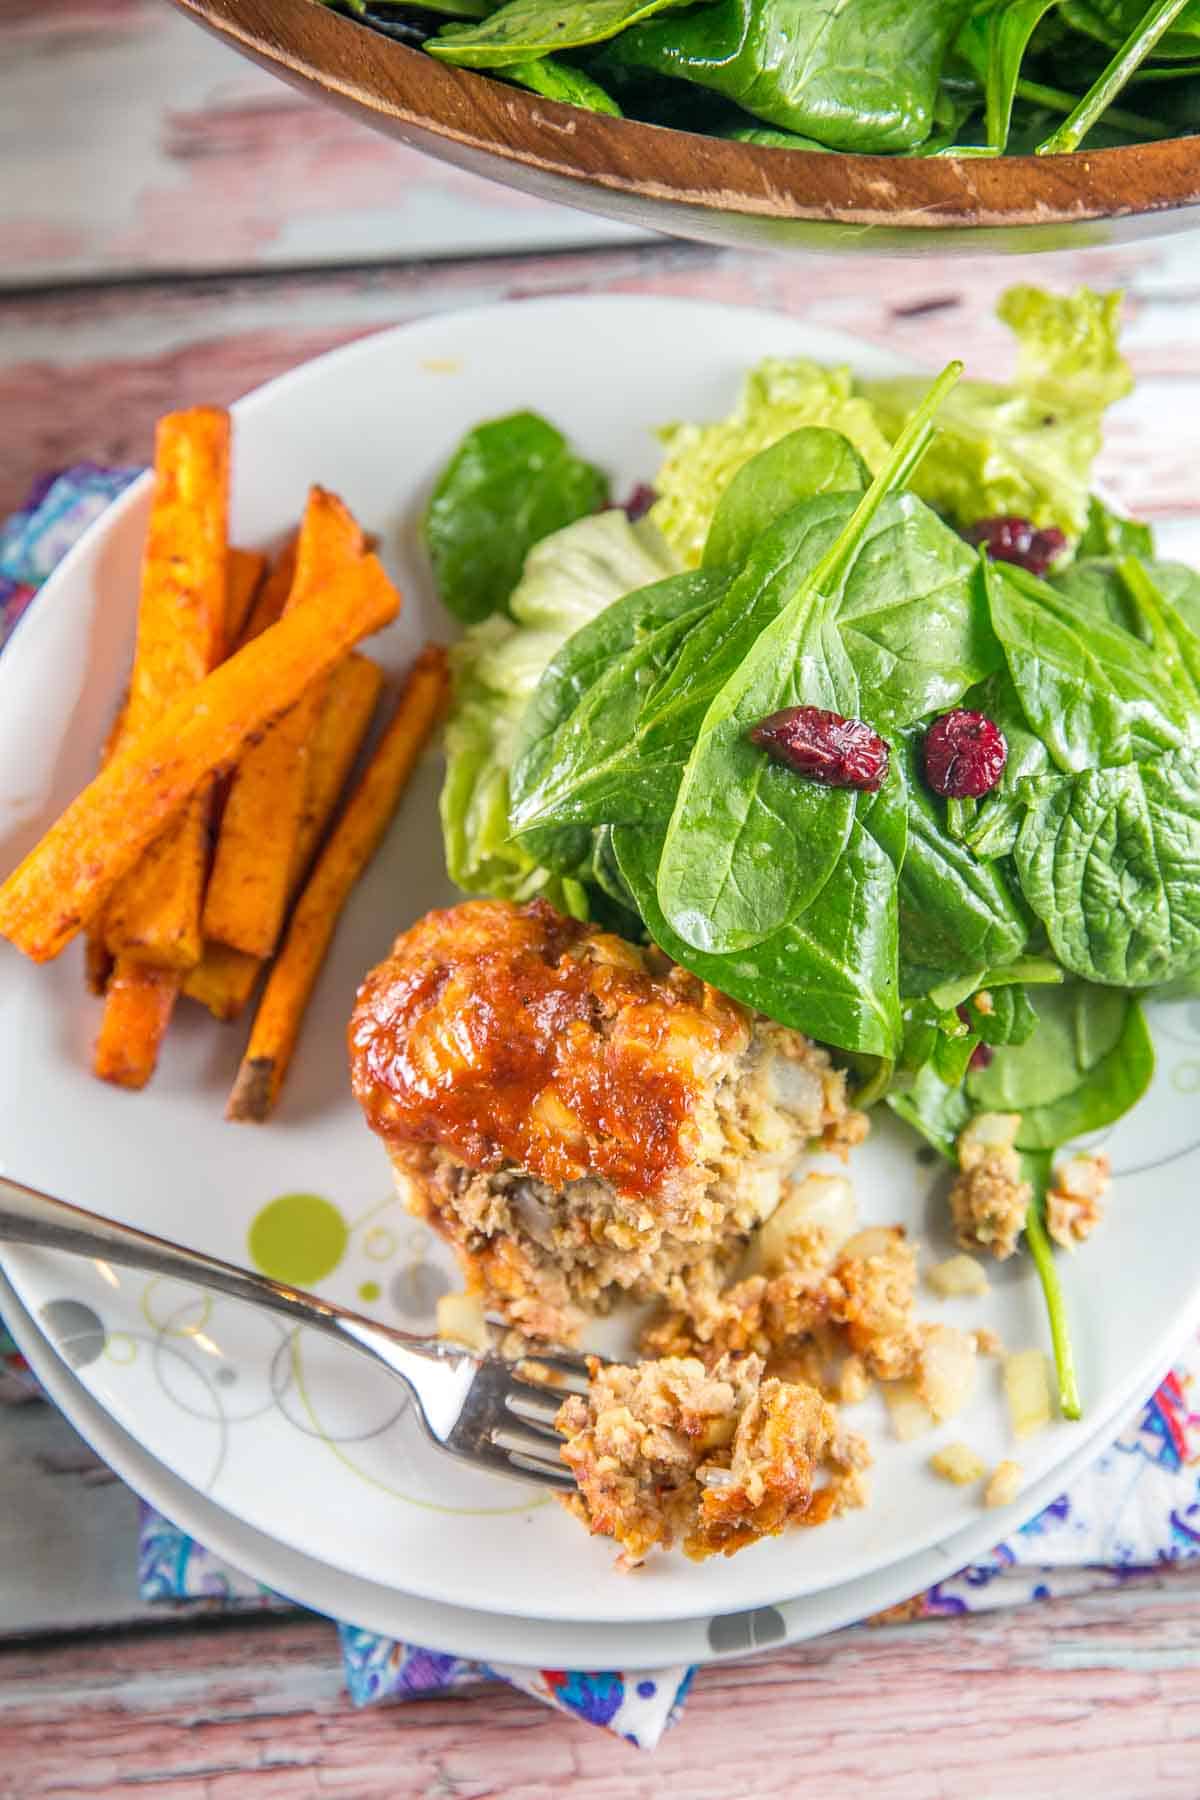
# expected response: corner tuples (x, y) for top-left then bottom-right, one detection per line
(102, 408), (230, 971)
(90, 541), (266, 1079)
(92, 962), (181, 1090)
(202, 489), (366, 961)
(0, 553), (401, 963)
(227, 646), (447, 1122)
(183, 653), (384, 1021)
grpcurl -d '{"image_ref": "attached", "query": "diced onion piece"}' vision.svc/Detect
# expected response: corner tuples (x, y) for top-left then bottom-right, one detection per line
(985, 1459), (1024, 1508)
(930, 1443), (986, 1486)
(744, 1173), (856, 1275)
(957, 1111), (1021, 1170)
(884, 1379), (934, 1442)
(918, 1324), (977, 1422)
(925, 1253), (990, 1299)
(839, 1356), (869, 1405)
(1003, 1349), (1052, 1439)
(841, 1224), (904, 1263)
(436, 1291), (491, 1352)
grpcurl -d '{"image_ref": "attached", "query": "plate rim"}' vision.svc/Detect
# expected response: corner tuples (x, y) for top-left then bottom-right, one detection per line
(1, 1259), (1177, 1672)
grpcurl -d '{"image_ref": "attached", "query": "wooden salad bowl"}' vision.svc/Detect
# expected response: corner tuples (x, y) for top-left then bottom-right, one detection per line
(176, 0), (1200, 254)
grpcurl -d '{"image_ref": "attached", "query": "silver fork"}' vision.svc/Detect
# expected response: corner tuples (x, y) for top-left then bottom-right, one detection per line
(0, 1173), (588, 1492)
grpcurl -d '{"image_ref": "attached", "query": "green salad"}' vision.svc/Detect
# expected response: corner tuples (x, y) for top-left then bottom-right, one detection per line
(320, 0), (1199, 156)
(423, 286), (1196, 1417)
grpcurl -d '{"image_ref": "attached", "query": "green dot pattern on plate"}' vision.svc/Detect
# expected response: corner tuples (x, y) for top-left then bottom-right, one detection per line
(248, 1193), (348, 1285)
(358, 1281), (381, 1303)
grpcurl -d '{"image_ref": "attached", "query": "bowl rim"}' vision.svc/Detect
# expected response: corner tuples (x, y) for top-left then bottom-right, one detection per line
(176, 0), (1200, 229)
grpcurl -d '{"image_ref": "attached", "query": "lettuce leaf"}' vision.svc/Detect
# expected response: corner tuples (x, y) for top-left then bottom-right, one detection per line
(650, 359), (892, 566)
(649, 289), (1131, 564)
(860, 287), (1132, 540)
(440, 510), (679, 908)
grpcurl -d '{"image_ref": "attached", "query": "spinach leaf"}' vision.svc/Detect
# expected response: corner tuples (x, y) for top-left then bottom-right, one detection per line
(956, 0), (1064, 152)
(721, 125), (832, 148)
(954, 664), (1054, 859)
(1076, 494), (1155, 558)
(606, 0), (973, 152)
(702, 427), (869, 572)
(987, 560), (1190, 772)
(974, 983), (1040, 1046)
(934, 1020), (983, 1087)
(633, 494), (863, 786)
(334, 0), (492, 18)
(835, 507), (997, 733)
(515, 494), (869, 841)
(656, 577), (859, 953)
(966, 982), (1154, 1147)
(509, 567), (729, 835)
(429, 0), (697, 65)
(895, 734), (1030, 996)
(424, 412), (607, 624)
(612, 774), (905, 1058)
(656, 366), (970, 955)
(653, 495), (989, 954)
(887, 1061), (971, 1159)
(1013, 748), (1200, 987)
(1117, 556), (1200, 706)
(927, 956), (1063, 1012)
(500, 55), (623, 110)
(1039, 0), (1196, 152)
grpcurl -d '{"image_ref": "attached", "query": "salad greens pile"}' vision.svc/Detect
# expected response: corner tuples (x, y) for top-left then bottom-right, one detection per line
(424, 286), (1192, 1417)
(319, 0), (1199, 156)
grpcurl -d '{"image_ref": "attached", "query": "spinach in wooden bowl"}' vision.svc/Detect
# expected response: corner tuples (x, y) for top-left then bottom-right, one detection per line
(320, 0), (1200, 154)
(423, 286), (1200, 1422)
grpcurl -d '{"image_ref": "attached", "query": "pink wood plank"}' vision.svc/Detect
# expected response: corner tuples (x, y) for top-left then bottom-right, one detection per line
(0, 0), (644, 285)
(3, 242), (1200, 523)
(4, 1575), (1200, 1798)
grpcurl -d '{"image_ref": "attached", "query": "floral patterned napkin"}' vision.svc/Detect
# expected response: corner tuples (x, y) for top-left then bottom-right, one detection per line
(4, 468), (1200, 1751)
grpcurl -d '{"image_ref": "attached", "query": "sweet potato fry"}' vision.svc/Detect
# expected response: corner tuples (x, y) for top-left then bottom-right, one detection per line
(225, 547), (267, 643)
(83, 694), (132, 995)
(92, 962), (180, 1090)
(182, 654), (383, 1021)
(203, 489), (366, 961)
(227, 645), (447, 1122)
(238, 535), (297, 647)
(84, 934), (115, 998)
(105, 547), (260, 986)
(0, 553), (401, 963)
(103, 407), (230, 970)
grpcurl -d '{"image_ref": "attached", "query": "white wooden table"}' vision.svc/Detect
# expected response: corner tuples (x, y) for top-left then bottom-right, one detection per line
(5, 5), (1200, 1793)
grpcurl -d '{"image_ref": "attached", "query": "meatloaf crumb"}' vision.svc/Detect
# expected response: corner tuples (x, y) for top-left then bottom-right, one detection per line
(949, 1113), (1030, 1260)
(556, 1353), (868, 1567)
(1046, 1152), (1110, 1249)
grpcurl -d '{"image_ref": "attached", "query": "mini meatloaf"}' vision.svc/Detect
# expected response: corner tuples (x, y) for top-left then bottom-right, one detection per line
(556, 1353), (868, 1566)
(349, 899), (866, 1341)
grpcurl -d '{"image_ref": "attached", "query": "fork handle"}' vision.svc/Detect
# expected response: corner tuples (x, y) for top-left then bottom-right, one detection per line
(0, 1171), (436, 1360)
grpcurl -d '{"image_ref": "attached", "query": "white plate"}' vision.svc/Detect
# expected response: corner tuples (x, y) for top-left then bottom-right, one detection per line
(0, 1259), (1173, 1671)
(3, 296), (1200, 1629)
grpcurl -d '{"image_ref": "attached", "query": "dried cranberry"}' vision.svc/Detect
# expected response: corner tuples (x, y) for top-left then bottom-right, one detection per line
(965, 514), (1067, 577)
(749, 705), (890, 791)
(624, 483), (656, 522)
(923, 709), (1008, 799)
(968, 1041), (994, 1073)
